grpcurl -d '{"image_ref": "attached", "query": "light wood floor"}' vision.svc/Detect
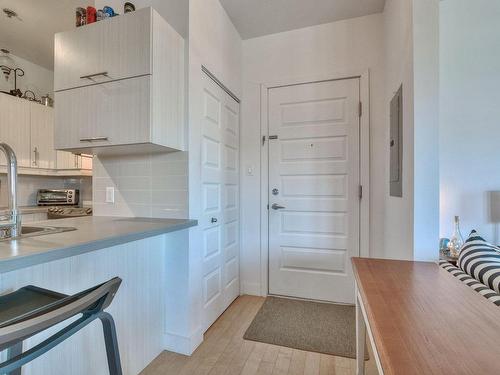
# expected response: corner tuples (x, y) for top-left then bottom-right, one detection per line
(141, 295), (379, 375)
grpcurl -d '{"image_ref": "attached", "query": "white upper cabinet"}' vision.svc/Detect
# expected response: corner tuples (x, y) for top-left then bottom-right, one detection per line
(30, 103), (56, 169)
(54, 8), (152, 92)
(0, 95), (89, 176)
(0, 94), (31, 168)
(54, 7), (185, 155)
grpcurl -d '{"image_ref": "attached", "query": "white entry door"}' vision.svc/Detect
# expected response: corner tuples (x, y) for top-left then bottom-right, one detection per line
(268, 78), (360, 304)
(201, 72), (240, 331)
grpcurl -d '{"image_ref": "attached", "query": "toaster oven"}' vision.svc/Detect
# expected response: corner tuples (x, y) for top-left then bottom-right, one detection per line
(37, 189), (79, 206)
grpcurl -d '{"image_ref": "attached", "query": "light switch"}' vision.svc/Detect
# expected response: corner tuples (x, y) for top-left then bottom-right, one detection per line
(105, 187), (115, 203)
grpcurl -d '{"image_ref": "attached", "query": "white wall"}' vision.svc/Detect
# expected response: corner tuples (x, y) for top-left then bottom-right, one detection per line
(0, 53), (53, 98)
(381, 0), (440, 261)
(382, 0), (415, 261)
(412, 0), (440, 260)
(440, 1), (500, 242)
(240, 14), (386, 295)
(92, 153), (188, 218)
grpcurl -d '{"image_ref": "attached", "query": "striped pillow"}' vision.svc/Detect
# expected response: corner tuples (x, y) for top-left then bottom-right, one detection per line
(440, 260), (500, 306)
(458, 230), (500, 294)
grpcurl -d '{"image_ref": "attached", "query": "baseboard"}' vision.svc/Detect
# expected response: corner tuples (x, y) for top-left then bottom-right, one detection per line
(241, 281), (263, 296)
(164, 326), (204, 356)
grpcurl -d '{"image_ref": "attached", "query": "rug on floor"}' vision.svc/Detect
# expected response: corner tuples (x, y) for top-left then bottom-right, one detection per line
(243, 296), (368, 360)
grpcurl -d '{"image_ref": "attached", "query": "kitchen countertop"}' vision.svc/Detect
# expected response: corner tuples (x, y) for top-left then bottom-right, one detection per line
(0, 206), (51, 214)
(0, 216), (197, 274)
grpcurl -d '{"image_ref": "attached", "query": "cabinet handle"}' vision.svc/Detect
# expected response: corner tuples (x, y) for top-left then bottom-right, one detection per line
(80, 137), (109, 142)
(32, 147), (38, 167)
(80, 71), (109, 80)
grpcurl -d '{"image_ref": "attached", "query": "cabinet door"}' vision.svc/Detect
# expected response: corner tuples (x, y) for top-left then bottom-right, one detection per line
(30, 103), (56, 169)
(54, 8), (152, 92)
(81, 155), (93, 170)
(55, 75), (151, 150)
(0, 94), (32, 167)
(56, 151), (81, 170)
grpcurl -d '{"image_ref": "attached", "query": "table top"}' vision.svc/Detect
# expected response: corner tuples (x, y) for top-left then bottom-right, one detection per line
(352, 258), (500, 375)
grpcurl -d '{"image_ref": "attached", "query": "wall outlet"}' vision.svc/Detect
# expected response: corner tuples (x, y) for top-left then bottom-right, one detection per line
(105, 187), (115, 203)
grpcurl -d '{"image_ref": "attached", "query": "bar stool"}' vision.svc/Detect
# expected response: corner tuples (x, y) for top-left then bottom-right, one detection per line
(0, 277), (123, 375)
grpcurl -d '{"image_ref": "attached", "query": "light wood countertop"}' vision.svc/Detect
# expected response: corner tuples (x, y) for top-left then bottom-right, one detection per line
(352, 258), (500, 375)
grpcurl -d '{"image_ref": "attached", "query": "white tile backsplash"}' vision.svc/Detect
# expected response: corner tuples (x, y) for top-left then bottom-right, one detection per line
(92, 151), (188, 219)
(0, 175), (92, 207)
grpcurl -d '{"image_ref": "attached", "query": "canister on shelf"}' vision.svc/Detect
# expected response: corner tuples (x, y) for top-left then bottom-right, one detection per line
(124, 2), (136, 13)
(86, 6), (97, 24)
(76, 7), (86, 27)
(103, 6), (117, 17)
(96, 9), (104, 21)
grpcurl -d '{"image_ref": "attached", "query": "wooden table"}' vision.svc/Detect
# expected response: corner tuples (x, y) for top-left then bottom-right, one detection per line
(352, 258), (500, 375)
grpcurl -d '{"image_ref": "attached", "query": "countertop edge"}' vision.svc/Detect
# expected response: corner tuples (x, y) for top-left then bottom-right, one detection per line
(0, 219), (197, 274)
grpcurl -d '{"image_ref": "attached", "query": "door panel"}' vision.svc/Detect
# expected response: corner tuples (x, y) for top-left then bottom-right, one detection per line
(56, 152), (81, 170)
(201, 73), (240, 331)
(55, 75), (151, 150)
(268, 78), (360, 303)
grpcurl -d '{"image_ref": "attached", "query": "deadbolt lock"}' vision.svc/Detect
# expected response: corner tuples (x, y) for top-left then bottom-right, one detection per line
(272, 188), (279, 196)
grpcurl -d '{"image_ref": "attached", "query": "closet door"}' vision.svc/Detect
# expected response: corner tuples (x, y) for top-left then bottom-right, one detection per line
(201, 73), (240, 331)
(221, 90), (240, 310)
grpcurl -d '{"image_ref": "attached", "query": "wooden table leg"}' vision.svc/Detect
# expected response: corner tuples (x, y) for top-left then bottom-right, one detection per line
(356, 283), (366, 375)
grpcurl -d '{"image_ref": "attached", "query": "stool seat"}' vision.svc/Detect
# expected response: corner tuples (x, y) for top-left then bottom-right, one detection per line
(0, 286), (67, 327)
(0, 278), (122, 375)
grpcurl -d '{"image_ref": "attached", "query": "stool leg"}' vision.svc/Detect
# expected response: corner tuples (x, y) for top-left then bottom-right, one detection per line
(6, 342), (22, 375)
(99, 312), (122, 375)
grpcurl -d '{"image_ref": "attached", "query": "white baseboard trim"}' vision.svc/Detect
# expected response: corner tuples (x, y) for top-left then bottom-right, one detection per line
(241, 282), (264, 296)
(164, 326), (204, 356)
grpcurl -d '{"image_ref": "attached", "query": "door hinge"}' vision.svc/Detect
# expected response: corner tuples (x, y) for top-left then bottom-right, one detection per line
(359, 102), (363, 118)
(359, 185), (363, 199)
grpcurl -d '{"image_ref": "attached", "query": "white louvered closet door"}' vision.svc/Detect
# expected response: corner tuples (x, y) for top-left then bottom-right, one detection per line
(201, 72), (240, 331)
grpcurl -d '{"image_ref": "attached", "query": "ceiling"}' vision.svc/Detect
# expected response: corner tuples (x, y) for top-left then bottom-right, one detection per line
(219, 0), (387, 39)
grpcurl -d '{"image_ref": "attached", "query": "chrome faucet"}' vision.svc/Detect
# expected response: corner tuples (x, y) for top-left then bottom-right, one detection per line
(0, 143), (21, 238)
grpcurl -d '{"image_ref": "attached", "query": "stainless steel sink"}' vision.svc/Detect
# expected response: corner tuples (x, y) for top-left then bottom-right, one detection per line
(0, 226), (77, 241)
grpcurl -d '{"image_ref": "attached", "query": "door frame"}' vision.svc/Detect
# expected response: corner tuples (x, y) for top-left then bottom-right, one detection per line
(259, 70), (371, 297)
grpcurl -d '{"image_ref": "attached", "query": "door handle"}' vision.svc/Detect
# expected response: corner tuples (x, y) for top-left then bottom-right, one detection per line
(80, 71), (110, 80)
(271, 203), (286, 210)
(32, 147), (38, 166)
(80, 137), (109, 142)
(211, 217), (218, 223)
